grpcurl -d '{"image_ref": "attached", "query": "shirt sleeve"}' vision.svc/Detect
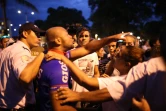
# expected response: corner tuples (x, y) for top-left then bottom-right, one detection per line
(47, 64), (69, 91)
(98, 76), (126, 101)
(12, 51), (33, 79)
(114, 62), (147, 110)
(94, 52), (99, 65)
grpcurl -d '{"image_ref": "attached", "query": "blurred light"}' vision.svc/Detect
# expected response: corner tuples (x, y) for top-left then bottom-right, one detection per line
(14, 29), (16, 31)
(18, 10), (21, 14)
(8, 34), (10, 36)
(10, 24), (13, 26)
(19, 24), (22, 27)
(122, 31), (124, 33)
(0, 26), (1, 30)
(137, 36), (140, 39)
(95, 34), (98, 39)
(118, 40), (123, 42)
(26, 21), (29, 23)
(97, 38), (101, 40)
(130, 32), (133, 35)
(7, 29), (9, 31)
(31, 12), (34, 15)
(1, 22), (4, 25)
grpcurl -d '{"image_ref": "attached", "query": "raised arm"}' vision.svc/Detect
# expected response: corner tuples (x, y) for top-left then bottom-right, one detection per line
(69, 33), (128, 61)
(61, 55), (99, 90)
(45, 53), (99, 90)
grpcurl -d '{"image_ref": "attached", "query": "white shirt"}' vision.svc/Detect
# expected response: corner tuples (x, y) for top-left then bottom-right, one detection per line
(0, 41), (35, 109)
(98, 57), (166, 111)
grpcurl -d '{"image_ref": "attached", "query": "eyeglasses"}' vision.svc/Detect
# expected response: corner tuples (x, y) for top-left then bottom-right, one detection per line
(79, 35), (89, 38)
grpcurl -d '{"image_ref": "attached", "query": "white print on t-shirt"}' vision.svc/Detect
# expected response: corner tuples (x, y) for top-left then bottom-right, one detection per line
(59, 61), (68, 83)
(78, 59), (94, 76)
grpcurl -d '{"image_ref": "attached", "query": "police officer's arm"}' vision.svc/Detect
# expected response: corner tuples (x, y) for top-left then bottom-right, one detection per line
(19, 52), (44, 83)
(57, 87), (112, 104)
(69, 33), (128, 61)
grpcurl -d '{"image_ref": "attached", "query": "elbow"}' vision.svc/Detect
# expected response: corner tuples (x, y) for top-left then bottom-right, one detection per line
(19, 73), (32, 84)
(19, 76), (31, 84)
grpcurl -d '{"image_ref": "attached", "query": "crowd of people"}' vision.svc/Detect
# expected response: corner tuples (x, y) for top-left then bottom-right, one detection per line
(0, 22), (165, 111)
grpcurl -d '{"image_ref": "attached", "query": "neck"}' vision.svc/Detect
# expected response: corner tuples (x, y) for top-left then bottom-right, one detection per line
(120, 69), (129, 75)
(49, 47), (65, 52)
(20, 39), (30, 49)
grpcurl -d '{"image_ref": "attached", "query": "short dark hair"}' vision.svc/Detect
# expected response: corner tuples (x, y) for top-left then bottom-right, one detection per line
(76, 27), (91, 38)
(67, 26), (77, 35)
(149, 37), (159, 47)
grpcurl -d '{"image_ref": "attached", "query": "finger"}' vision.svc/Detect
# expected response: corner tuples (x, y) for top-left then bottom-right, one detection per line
(58, 87), (69, 92)
(57, 90), (66, 96)
(120, 32), (132, 39)
(61, 98), (73, 105)
(45, 54), (50, 59)
(46, 56), (54, 61)
(132, 97), (142, 108)
(58, 95), (67, 100)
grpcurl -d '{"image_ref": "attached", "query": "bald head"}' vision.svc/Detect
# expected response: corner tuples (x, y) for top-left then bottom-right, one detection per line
(46, 27), (67, 42)
(45, 27), (74, 51)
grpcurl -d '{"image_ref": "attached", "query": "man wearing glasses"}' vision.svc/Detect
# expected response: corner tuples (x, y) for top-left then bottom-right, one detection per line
(0, 23), (45, 111)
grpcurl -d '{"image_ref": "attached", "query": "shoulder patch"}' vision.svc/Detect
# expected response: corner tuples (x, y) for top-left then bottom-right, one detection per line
(21, 55), (30, 63)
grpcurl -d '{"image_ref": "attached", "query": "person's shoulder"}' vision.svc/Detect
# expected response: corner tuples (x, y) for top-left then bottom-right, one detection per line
(147, 57), (165, 70)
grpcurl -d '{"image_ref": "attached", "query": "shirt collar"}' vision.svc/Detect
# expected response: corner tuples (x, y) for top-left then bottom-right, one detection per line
(49, 49), (66, 55)
(17, 41), (31, 52)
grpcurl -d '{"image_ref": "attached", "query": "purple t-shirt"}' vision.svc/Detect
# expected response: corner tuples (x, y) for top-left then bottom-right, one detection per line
(38, 59), (71, 111)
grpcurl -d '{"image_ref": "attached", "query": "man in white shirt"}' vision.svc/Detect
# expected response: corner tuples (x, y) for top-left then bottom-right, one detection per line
(56, 31), (166, 111)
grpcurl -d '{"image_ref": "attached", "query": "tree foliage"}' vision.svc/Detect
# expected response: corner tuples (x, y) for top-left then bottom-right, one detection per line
(88, 0), (166, 37)
(0, 0), (38, 30)
(35, 6), (88, 30)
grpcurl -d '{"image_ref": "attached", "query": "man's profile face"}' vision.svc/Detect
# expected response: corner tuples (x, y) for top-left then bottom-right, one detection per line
(61, 29), (74, 51)
(26, 30), (41, 48)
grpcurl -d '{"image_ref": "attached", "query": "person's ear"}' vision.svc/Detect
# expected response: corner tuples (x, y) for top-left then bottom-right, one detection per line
(126, 62), (131, 67)
(54, 37), (61, 45)
(22, 31), (29, 39)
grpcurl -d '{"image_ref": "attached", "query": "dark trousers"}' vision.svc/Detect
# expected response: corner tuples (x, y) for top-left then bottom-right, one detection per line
(0, 105), (36, 111)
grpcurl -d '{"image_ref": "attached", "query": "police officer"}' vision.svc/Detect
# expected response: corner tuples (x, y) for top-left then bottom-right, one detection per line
(0, 23), (45, 111)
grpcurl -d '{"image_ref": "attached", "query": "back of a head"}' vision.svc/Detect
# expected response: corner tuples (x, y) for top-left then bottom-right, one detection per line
(149, 37), (159, 47)
(67, 26), (77, 36)
(46, 27), (65, 48)
(123, 46), (144, 67)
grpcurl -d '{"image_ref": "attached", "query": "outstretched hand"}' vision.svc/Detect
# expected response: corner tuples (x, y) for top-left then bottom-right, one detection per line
(110, 32), (131, 41)
(56, 87), (80, 104)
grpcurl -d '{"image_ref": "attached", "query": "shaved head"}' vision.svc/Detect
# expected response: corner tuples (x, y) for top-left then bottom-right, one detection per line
(46, 27), (66, 42)
(45, 27), (74, 51)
